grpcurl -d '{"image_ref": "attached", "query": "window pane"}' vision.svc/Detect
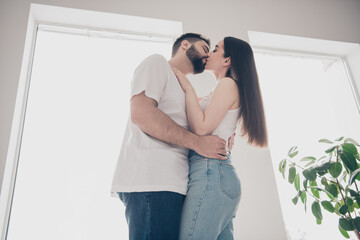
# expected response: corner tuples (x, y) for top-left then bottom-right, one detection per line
(255, 52), (360, 240)
(7, 27), (173, 240)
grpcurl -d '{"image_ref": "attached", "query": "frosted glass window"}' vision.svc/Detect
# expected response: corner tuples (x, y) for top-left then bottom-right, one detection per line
(7, 25), (173, 240)
(255, 52), (360, 240)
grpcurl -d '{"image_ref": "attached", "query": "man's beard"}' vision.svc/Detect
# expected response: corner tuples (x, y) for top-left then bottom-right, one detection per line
(186, 45), (206, 74)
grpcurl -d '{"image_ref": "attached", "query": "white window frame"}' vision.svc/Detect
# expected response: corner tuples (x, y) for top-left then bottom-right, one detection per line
(0, 4), (182, 239)
(248, 31), (360, 115)
(248, 31), (360, 239)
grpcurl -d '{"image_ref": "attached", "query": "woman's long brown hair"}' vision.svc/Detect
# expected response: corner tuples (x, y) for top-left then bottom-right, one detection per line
(224, 37), (268, 147)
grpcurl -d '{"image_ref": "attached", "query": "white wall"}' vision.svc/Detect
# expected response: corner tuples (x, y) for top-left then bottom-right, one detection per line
(1, 0), (360, 239)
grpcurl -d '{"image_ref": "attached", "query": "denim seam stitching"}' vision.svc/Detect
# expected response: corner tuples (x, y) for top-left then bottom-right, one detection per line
(188, 161), (211, 239)
(146, 193), (151, 239)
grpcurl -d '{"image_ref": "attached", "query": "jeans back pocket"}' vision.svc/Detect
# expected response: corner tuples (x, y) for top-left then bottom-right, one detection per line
(218, 162), (241, 199)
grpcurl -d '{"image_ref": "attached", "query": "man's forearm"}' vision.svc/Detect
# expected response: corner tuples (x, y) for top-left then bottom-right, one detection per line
(130, 92), (227, 159)
(131, 95), (199, 150)
(138, 106), (199, 149)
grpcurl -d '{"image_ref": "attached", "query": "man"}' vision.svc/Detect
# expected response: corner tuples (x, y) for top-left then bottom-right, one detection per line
(111, 33), (228, 239)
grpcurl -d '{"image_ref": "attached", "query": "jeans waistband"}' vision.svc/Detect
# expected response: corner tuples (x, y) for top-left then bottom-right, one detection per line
(188, 150), (232, 164)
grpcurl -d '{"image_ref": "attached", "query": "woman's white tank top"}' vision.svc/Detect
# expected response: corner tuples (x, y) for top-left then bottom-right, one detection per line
(199, 93), (240, 146)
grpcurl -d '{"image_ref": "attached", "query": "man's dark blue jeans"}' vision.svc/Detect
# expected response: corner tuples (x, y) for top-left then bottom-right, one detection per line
(118, 191), (185, 240)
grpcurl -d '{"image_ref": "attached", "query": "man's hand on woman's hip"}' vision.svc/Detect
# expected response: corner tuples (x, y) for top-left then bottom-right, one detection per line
(194, 135), (227, 160)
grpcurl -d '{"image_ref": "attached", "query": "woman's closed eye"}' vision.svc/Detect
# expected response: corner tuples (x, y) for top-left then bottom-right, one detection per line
(213, 45), (219, 53)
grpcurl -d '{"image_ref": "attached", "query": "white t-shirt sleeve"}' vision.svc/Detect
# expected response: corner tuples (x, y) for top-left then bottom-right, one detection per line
(130, 54), (168, 103)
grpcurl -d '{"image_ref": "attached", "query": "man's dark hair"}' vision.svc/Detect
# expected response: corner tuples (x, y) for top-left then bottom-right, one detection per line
(171, 33), (210, 57)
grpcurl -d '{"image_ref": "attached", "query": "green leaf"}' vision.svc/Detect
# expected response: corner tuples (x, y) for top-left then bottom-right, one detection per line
(353, 217), (360, 232)
(288, 146), (298, 158)
(326, 193), (334, 200)
(338, 225), (350, 238)
(345, 138), (360, 146)
(339, 218), (355, 231)
(309, 181), (320, 198)
(319, 139), (333, 144)
(346, 198), (354, 207)
(278, 159), (284, 173)
(288, 167), (296, 184)
(304, 160), (316, 168)
(325, 146), (336, 154)
(329, 162), (342, 178)
(282, 159), (287, 179)
(349, 168), (360, 185)
(325, 184), (338, 198)
(335, 136), (345, 142)
(303, 179), (308, 191)
(292, 191), (301, 205)
(311, 201), (322, 220)
(316, 218), (322, 225)
(292, 196), (299, 205)
(303, 168), (317, 181)
(355, 197), (360, 208)
(301, 156), (316, 162)
(354, 201), (359, 209)
(342, 143), (358, 155)
(342, 170), (348, 182)
(315, 187), (335, 199)
(315, 162), (330, 172)
(340, 151), (358, 172)
(350, 189), (360, 197)
(339, 205), (349, 215)
(349, 204), (355, 213)
(321, 201), (335, 213)
(300, 191), (307, 204)
(321, 177), (328, 186)
(335, 203), (341, 214)
(294, 174), (300, 191)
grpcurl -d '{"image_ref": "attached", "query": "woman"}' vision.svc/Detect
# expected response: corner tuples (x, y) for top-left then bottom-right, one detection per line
(172, 37), (268, 239)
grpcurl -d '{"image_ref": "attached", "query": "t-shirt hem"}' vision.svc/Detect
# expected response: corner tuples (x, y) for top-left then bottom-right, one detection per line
(111, 185), (187, 198)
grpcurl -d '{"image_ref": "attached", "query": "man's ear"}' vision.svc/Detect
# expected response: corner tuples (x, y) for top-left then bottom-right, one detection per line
(181, 40), (191, 50)
(224, 57), (231, 67)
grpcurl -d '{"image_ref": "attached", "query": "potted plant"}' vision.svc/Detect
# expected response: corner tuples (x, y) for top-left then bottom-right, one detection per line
(279, 137), (360, 239)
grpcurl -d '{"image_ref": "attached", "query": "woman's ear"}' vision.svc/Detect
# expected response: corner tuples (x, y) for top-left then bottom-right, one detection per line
(223, 57), (231, 67)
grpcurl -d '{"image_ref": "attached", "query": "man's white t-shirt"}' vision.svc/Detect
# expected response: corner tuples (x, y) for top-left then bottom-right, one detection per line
(111, 54), (190, 196)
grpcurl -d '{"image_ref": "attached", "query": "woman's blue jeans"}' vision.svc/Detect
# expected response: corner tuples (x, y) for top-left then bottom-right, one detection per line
(179, 150), (241, 240)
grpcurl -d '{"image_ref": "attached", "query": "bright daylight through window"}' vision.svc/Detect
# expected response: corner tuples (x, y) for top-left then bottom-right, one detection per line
(6, 25), (173, 240)
(255, 51), (360, 240)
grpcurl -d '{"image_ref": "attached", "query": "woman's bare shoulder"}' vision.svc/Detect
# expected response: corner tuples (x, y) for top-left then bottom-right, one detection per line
(215, 77), (238, 92)
(218, 77), (236, 86)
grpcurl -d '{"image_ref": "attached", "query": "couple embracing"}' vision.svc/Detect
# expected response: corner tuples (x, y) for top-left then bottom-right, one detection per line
(111, 33), (268, 240)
